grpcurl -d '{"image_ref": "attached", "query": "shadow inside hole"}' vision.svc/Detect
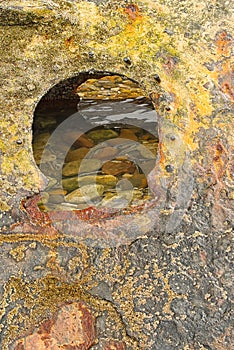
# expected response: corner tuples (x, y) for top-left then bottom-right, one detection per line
(32, 73), (159, 212)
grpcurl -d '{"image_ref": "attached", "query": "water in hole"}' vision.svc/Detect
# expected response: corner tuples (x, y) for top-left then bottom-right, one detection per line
(33, 76), (159, 211)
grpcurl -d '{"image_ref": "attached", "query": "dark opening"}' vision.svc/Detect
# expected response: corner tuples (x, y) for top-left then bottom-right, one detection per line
(33, 72), (159, 212)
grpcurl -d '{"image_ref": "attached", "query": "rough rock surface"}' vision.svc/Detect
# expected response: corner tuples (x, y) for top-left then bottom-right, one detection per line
(0, 1), (233, 350)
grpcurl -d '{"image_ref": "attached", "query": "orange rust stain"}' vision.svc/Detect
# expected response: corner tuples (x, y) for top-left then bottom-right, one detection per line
(23, 195), (51, 225)
(65, 35), (75, 48)
(221, 80), (234, 101)
(8, 195), (58, 237)
(209, 60), (234, 103)
(207, 30), (234, 103)
(48, 199), (154, 224)
(158, 142), (166, 165)
(163, 56), (178, 75)
(64, 35), (79, 54)
(104, 341), (126, 350)
(150, 92), (161, 112)
(9, 191), (156, 239)
(121, 3), (144, 39)
(124, 3), (142, 21)
(14, 302), (96, 350)
(38, 319), (54, 335)
(209, 141), (231, 229)
(212, 141), (229, 184)
(49, 206), (116, 223)
(218, 59), (234, 101)
(216, 30), (233, 57)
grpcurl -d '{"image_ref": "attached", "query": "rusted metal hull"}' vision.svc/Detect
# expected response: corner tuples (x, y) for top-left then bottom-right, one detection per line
(0, 1), (233, 349)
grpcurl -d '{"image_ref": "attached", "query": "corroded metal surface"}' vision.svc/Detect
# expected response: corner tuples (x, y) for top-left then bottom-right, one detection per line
(0, 0), (233, 349)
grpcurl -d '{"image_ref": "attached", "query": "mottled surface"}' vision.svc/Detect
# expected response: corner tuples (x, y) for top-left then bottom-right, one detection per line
(13, 301), (96, 349)
(0, 0), (233, 349)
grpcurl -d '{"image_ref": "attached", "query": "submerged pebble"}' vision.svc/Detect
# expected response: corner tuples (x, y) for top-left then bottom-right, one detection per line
(62, 159), (101, 177)
(65, 184), (104, 204)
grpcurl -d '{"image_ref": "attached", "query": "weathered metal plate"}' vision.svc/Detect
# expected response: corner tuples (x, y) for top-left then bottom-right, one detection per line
(0, 1), (233, 349)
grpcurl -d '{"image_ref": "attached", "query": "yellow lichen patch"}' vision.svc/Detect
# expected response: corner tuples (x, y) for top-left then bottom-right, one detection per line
(89, 4), (169, 66)
(190, 93), (212, 120)
(23, 34), (53, 59)
(1, 149), (41, 187)
(76, 1), (103, 35)
(0, 120), (19, 153)
(0, 200), (10, 211)
(1, 273), (138, 350)
(9, 244), (27, 262)
(216, 30), (233, 58)
(151, 263), (179, 316)
(2, 0), (53, 9)
(112, 272), (149, 347)
(182, 114), (203, 151)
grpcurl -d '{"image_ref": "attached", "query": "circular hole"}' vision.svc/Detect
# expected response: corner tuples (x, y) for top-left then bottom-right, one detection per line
(33, 72), (159, 213)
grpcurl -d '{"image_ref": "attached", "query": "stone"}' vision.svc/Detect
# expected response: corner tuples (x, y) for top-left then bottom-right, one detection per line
(13, 302), (96, 349)
(33, 133), (51, 148)
(123, 174), (148, 188)
(62, 177), (79, 192)
(101, 195), (129, 209)
(119, 128), (138, 141)
(87, 129), (118, 142)
(140, 133), (156, 141)
(102, 160), (136, 176)
(101, 189), (143, 208)
(33, 149), (43, 165)
(48, 188), (67, 195)
(45, 177), (58, 189)
(62, 175), (117, 192)
(116, 140), (158, 160)
(48, 194), (64, 204)
(100, 191), (115, 200)
(78, 175), (117, 189)
(115, 156), (129, 161)
(37, 204), (51, 212)
(34, 149), (56, 166)
(130, 189), (143, 200)
(37, 192), (49, 205)
(65, 184), (104, 204)
(106, 138), (127, 146)
(38, 115), (57, 129)
(62, 131), (94, 148)
(143, 193), (153, 201)
(104, 341), (126, 350)
(62, 159), (101, 177)
(74, 134), (95, 148)
(93, 146), (118, 160)
(65, 147), (89, 162)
